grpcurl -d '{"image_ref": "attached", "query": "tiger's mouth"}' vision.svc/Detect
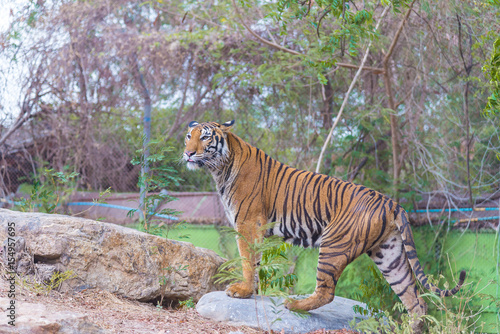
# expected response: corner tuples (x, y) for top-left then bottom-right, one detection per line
(184, 154), (205, 170)
(184, 149), (221, 170)
(185, 160), (201, 170)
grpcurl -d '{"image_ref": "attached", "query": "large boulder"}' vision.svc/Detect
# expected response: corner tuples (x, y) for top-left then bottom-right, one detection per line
(0, 209), (225, 302)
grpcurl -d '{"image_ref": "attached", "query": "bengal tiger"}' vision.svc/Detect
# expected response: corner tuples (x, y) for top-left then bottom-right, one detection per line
(183, 120), (465, 327)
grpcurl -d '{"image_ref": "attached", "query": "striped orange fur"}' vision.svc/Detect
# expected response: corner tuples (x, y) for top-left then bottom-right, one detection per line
(183, 120), (466, 330)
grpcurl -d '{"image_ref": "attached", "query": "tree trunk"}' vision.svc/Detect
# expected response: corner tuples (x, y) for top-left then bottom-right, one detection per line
(381, 0), (416, 200)
(133, 56), (152, 223)
(383, 63), (401, 199)
(322, 77), (334, 129)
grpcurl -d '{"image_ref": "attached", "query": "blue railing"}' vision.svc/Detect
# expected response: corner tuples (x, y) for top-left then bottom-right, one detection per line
(0, 199), (178, 220)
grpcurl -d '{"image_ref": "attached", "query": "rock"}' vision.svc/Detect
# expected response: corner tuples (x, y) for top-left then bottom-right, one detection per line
(196, 291), (367, 333)
(0, 209), (225, 302)
(0, 297), (106, 333)
(35, 263), (59, 283)
(2, 236), (33, 275)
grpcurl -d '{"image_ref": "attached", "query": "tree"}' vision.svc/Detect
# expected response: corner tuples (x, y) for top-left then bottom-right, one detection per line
(0, 0), (498, 209)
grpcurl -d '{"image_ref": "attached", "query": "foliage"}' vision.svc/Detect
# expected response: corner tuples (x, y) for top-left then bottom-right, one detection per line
(127, 138), (182, 232)
(144, 219), (190, 310)
(178, 297), (196, 309)
(15, 167), (79, 213)
(127, 137), (187, 310)
(352, 265), (400, 318)
(351, 302), (434, 334)
(351, 276), (492, 333)
(149, 236), (190, 309)
(18, 270), (77, 295)
(213, 226), (297, 297)
(213, 227), (309, 326)
(258, 238), (297, 296)
(270, 0), (394, 65)
(483, 37), (500, 117)
(2, 0), (500, 207)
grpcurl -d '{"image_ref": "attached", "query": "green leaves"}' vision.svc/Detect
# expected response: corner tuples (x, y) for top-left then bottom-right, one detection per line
(317, 72), (328, 85)
(353, 9), (372, 25)
(258, 237), (297, 295)
(213, 228), (297, 297)
(132, 138), (182, 231)
(352, 265), (400, 318)
(483, 37), (500, 116)
(15, 167), (80, 214)
(267, 0), (396, 68)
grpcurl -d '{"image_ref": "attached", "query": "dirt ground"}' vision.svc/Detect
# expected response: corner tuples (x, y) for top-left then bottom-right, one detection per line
(0, 277), (356, 334)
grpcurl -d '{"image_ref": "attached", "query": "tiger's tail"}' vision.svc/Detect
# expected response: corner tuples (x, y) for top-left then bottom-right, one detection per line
(395, 207), (466, 297)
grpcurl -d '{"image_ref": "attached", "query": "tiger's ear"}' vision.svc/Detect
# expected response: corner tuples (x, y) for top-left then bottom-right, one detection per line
(220, 120), (235, 132)
(188, 121), (199, 128)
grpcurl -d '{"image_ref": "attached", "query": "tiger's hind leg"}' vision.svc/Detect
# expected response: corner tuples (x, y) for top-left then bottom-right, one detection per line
(285, 236), (350, 311)
(369, 229), (427, 333)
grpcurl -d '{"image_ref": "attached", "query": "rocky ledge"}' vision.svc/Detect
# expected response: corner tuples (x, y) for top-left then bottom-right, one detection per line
(0, 209), (225, 303)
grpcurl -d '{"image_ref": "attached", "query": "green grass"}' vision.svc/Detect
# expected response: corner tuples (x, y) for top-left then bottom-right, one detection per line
(126, 222), (239, 259)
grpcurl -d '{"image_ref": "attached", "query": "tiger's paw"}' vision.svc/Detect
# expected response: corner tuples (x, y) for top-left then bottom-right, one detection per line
(284, 295), (324, 312)
(225, 282), (253, 299)
(284, 298), (311, 311)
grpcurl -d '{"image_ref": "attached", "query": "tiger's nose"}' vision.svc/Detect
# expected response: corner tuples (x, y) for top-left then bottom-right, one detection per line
(185, 151), (195, 157)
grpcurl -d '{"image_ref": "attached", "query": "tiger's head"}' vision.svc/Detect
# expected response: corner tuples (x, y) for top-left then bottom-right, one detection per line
(183, 120), (234, 170)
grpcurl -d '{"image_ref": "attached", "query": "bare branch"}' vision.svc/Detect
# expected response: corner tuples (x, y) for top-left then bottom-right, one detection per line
(383, 0), (417, 65)
(336, 62), (384, 74)
(0, 110), (32, 147)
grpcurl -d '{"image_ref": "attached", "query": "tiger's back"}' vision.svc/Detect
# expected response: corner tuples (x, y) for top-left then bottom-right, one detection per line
(183, 120), (465, 332)
(219, 136), (397, 252)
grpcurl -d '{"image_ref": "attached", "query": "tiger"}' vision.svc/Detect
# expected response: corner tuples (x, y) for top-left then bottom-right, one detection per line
(183, 120), (466, 329)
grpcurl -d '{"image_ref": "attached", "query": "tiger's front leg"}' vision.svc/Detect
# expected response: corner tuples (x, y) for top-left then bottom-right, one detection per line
(225, 234), (255, 298)
(225, 217), (264, 299)
(285, 240), (349, 311)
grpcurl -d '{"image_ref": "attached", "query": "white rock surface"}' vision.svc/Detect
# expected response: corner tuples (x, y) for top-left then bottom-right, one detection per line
(0, 297), (106, 333)
(197, 291), (367, 333)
